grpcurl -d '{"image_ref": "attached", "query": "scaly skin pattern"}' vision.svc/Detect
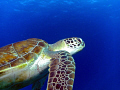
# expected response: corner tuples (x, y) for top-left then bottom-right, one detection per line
(47, 51), (75, 90)
(0, 38), (49, 89)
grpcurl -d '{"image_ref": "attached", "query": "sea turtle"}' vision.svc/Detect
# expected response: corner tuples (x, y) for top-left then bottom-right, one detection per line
(0, 37), (85, 90)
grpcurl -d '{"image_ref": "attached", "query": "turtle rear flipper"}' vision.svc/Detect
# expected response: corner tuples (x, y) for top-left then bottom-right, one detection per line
(47, 51), (75, 90)
(32, 73), (48, 90)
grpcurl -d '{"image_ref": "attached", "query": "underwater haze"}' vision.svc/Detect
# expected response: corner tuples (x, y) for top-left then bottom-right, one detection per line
(0, 0), (120, 90)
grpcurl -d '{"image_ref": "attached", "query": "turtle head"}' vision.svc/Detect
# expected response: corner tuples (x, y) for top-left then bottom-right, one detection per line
(49, 37), (85, 55)
(62, 37), (85, 55)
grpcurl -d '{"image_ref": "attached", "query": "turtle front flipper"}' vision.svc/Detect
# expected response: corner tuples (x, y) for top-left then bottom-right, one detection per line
(47, 51), (75, 90)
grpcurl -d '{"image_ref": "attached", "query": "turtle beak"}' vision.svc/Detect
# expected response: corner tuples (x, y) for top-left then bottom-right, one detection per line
(81, 41), (85, 47)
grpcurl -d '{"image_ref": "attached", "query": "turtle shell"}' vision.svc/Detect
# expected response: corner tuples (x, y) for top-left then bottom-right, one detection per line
(0, 38), (48, 72)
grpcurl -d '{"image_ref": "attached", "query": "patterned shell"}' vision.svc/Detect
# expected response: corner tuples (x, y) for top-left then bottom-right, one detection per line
(0, 38), (48, 72)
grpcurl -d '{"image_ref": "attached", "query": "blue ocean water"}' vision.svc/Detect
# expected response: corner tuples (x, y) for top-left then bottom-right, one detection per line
(0, 0), (120, 90)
